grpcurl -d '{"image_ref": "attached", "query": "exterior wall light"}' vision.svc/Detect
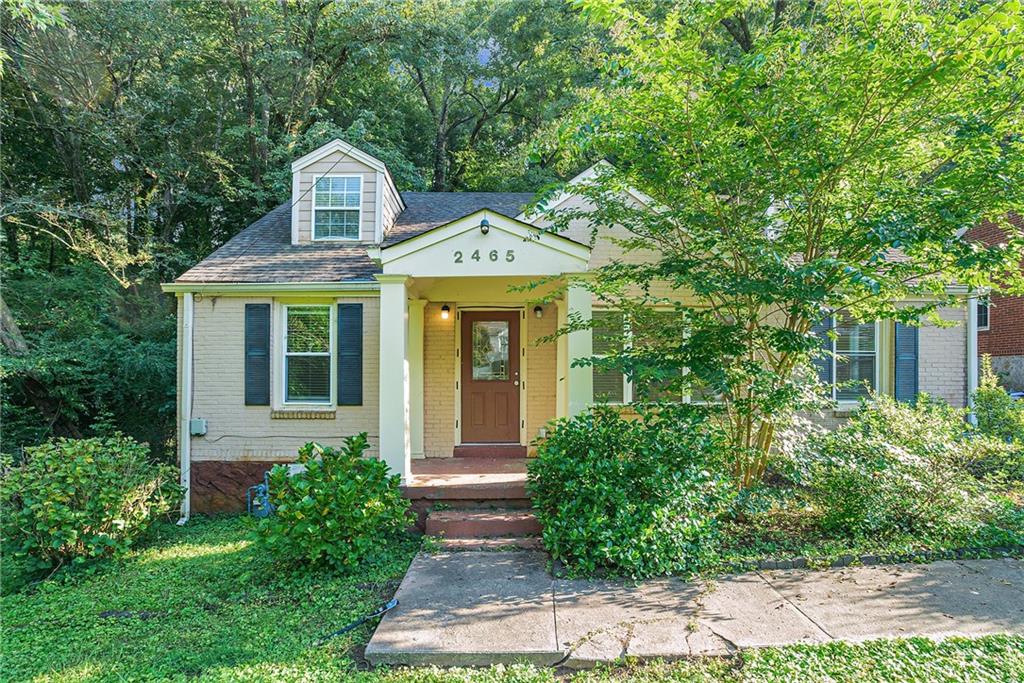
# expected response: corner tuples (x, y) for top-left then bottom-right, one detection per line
(441, 304), (451, 320)
(533, 305), (543, 319)
(479, 217), (490, 235)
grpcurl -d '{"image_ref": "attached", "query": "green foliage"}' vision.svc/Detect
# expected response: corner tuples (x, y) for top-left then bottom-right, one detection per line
(528, 405), (734, 578)
(974, 354), (1024, 446)
(256, 435), (412, 571)
(550, 0), (1024, 488)
(0, 434), (181, 570)
(796, 396), (1009, 542)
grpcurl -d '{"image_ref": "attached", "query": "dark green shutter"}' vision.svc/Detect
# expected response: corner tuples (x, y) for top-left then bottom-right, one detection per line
(894, 321), (919, 403)
(337, 303), (363, 406)
(244, 303), (271, 405)
(810, 317), (833, 385)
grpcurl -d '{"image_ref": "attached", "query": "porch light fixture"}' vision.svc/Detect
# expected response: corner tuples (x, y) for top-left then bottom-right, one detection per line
(533, 305), (543, 319)
(479, 217), (490, 235)
(441, 304), (451, 320)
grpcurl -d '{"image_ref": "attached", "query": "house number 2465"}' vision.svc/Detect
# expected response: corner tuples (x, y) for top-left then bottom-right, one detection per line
(453, 249), (515, 263)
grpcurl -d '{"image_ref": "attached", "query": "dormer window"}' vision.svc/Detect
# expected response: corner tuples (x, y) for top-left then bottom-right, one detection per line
(313, 175), (361, 240)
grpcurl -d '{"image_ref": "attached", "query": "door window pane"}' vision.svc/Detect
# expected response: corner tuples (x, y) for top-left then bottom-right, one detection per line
(471, 321), (509, 380)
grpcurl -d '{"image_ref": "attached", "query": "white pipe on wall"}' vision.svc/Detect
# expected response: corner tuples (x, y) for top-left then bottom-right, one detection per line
(967, 295), (979, 425)
(178, 292), (194, 524)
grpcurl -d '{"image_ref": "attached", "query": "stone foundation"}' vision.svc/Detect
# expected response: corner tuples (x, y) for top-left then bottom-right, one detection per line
(191, 460), (287, 514)
(991, 355), (1024, 393)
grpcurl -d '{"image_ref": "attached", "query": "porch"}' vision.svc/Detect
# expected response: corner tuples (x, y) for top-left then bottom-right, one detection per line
(374, 209), (595, 484)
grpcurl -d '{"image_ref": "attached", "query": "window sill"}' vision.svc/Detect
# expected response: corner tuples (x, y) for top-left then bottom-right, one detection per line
(271, 410), (336, 420)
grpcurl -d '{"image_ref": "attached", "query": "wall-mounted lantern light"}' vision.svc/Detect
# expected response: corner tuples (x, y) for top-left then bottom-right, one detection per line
(479, 218), (490, 235)
(533, 305), (543, 319)
(441, 304), (451, 320)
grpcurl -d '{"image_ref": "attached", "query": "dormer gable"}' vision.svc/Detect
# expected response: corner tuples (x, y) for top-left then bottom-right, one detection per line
(289, 139), (405, 245)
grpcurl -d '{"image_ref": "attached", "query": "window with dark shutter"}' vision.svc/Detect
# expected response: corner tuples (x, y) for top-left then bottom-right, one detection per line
(810, 317), (833, 385)
(244, 303), (271, 405)
(337, 303), (363, 405)
(894, 321), (919, 404)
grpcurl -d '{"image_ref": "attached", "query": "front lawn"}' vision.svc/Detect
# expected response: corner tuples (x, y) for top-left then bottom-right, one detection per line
(3, 516), (1023, 682)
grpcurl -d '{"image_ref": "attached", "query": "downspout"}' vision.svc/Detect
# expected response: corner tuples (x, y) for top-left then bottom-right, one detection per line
(178, 292), (194, 524)
(967, 295), (979, 425)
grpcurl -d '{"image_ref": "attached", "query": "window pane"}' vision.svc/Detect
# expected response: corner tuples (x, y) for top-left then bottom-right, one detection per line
(471, 321), (509, 380)
(594, 367), (625, 403)
(835, 316), (875, 353)
(286, 356), (330, 402)
(593, 311), (624, 355)
(287, 307), (330, 353)
(836, 354), (875, 400)
(314, 177), (360, 209)
(314, 209), (360, 239)
(978, 299), (989, 328)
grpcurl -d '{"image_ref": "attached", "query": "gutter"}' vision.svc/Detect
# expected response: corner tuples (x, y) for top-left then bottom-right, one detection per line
(161, 281), (380, 294)
(967, 294), (979, 425)
(178, 293), (194, 524)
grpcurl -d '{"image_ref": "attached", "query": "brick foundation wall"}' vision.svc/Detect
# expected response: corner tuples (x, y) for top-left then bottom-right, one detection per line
(191, 460), (286, 514)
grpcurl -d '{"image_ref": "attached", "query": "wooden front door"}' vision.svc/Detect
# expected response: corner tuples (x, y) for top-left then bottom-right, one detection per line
(461, 311), (520, 443)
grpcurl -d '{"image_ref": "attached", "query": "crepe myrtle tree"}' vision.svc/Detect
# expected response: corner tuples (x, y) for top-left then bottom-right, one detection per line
(540, 0), (1024, 489)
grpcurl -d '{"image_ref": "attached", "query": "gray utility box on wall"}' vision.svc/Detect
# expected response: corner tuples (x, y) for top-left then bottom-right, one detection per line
(189, 418), (208, 436)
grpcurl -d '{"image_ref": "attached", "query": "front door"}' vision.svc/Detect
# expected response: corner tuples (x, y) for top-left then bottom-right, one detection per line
(461, 311), (520, 443)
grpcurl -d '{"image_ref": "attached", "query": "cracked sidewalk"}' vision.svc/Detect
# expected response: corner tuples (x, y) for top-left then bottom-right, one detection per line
(365, 552), (1024, 669)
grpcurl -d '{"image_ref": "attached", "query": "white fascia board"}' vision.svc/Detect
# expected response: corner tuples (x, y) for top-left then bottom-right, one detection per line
(517, 159), (655, 222)
(161, 281), (381, 294)
(380, 209), (591, 264)
(290, 139), (387, 174)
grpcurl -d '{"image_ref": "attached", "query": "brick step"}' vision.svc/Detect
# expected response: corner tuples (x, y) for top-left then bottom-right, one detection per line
(430, 536), (544, 551)
(404, 481), (528, 501)
(453, 444), (527, 459)
(425, 509), (542, 538)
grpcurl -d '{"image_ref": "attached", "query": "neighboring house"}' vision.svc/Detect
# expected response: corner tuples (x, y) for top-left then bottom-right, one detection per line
(164, 139), (977, 514)
(966, 215), (1024, 392)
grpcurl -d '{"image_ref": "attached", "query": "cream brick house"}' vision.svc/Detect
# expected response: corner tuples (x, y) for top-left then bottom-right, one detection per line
(164, 140), (980, 514)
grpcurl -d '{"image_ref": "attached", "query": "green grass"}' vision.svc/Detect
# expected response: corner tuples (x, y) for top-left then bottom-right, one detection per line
(3, 517), (1022, 682)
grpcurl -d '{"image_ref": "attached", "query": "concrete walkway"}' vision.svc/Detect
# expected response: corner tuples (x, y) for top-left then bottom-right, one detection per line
(365, 552), (1024, 668)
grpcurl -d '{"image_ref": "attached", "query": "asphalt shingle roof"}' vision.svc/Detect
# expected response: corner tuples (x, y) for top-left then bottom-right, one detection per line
(175, 192), (535, 284)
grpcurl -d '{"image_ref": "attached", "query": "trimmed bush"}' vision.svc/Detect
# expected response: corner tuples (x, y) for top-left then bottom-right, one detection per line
(0, 435), (181, 570)
(800, 395), (999, 540)
(256, 434), (411, 570)
(528, 405), (734, 579)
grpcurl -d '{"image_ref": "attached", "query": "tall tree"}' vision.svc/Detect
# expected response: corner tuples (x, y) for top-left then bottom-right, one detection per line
(555, 0), (1024, 487)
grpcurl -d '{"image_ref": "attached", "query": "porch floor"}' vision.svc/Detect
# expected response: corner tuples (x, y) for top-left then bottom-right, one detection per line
(407, 457), (528, 490)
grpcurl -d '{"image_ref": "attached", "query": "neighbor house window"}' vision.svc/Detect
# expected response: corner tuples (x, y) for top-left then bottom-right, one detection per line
(977, 297), (990, 331)
(832, 313), (878, 402)
(312, 176), (361, 240)
(284, 305), (332, 403)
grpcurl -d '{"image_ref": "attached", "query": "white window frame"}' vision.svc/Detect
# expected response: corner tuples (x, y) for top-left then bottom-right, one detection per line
(311, 174), (362, 242)
(280, 304), (335, 406)
(977, 296), (990, 331)
(830, 315), (880, 406)
(591, 308), (695, 405)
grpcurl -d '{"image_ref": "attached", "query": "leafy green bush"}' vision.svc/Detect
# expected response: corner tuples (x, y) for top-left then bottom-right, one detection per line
(800, 395), (998, 540)
(528, 406), (734, 579)
(974, 355), (1024, 445)
(0, 435), (181, 570)
(256, 434), (411, 570)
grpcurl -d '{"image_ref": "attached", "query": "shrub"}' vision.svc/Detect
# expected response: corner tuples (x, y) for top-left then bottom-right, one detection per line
(256, 434), (411, 570)
(800, 395), (996, 540)
(974, 355), (1024, 445)
(527, 405), (734, 579)
(0, 435), (181, 570)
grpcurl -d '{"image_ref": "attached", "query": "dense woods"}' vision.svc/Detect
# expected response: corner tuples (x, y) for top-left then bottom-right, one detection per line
(0, 0), (599, 459)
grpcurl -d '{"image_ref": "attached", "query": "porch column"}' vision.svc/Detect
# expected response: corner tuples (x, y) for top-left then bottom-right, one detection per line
(566, 281), (593, 416)
(408, 299), (426, 459)
(555, 298), (568, 418)
(376, 274), (412, 482)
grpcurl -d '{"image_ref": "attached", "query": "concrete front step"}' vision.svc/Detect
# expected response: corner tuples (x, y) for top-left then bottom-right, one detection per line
(432, 536), (544, 551)
(425, 509), (542, 538)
